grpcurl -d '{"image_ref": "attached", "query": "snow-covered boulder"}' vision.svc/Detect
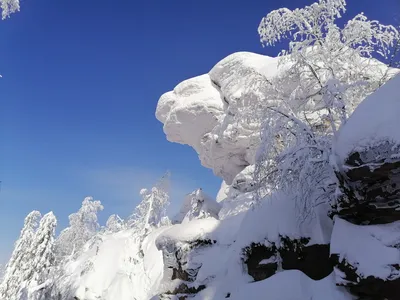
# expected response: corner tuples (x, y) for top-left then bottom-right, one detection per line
(173, 189), (221, 224)
(238, 192), (334, 282)
(333, 75), (400, 224)
(156, 52), (281, 184)
(331, 217), (400, 299)
(155, 219), (221, 298)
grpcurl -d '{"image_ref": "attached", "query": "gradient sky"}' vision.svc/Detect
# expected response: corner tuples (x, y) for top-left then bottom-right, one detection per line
(0, 0), (399, 264)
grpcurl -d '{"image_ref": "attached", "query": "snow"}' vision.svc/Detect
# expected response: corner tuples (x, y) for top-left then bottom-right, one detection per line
(173, 189), (221, 224)
(218, 165), (256, 219)
(155, 218), (220, 249)
(335, 74), (400, 162)
(331, 217), (400, 282)
(232, 192), (333, 248)
(64, 227), (168, 300)
(202, 271), (351, 300)
(156, 52), (282, 184)
(216, 181), (229, 203)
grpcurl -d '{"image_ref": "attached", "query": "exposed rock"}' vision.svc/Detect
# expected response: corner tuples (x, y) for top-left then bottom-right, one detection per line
(333, 75), (400, 225)
(242, 236), (333, 282)
(166, 283), (206, 296)
(279, 237), (333, 281)
(156, 233), (217, 298)
(333, 142), (400, 225)
(331, 255), (400, 300)
(331, 217), (400, 300)
(243, 242), (278, 282)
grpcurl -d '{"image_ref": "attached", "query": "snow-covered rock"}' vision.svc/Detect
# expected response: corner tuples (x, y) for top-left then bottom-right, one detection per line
(216, 181), (229, 203)
(173, 189), (221, 224)
(333, 75), (400, 224)
(331, 217), (400, 299)
(197, 271), (351, 300)
(156, 52), (282, 184)
(335, 74), (400, 163)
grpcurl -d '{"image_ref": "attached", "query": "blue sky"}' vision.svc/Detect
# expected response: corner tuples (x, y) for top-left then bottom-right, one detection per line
(0, 0), (398, 263)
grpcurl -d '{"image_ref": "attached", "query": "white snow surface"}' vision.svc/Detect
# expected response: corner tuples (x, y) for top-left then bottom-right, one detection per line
(156, 218), (220, 249)
(335, 74), (400, 162)
(156, 52), (281, 184)
(62, 227), (168, 300)
(196, 271), (351, 300)
(173, 189), (221, 224)
(216, 181), (229, 203)
(331, 217), (400, 282)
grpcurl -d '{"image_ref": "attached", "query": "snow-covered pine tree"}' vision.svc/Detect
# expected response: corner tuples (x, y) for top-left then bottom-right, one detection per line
(0, 211), (41, 300)
(128, 171), (171, 238)
(22, 212), (57, 300)
(55, 197), (103, 258)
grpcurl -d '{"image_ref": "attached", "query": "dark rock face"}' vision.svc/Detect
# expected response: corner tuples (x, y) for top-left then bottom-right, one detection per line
(242, 237), (333, 282)
(331, 255), (400, 300)
(243, 242), (278, 282)
(279, 238), (333, 281)
(332, 142), (400, 300)
(333, 142), (400, 225)
(157, 239), (216, 299)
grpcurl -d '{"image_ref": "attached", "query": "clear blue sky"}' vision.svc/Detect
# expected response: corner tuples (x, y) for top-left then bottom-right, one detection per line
(0, 0), (398, 263)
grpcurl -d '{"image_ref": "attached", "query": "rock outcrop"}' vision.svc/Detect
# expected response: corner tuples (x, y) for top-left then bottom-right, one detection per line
(243, 237), (333, 282)
(331, 75), (400, 299)
(156, 52), (281, 184)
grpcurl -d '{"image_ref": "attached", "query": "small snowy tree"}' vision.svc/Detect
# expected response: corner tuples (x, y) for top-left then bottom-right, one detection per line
(23, 212), (57, 300)
(128, 172), (171, 238)
(254, 0), (399, 217)
(105, 214), (124, 233)
(0, 211), (41, 300)
(55, 197), (103, 258)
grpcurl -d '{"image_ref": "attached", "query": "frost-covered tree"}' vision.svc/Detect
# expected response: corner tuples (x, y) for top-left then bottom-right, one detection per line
(254, 0), (399, 216)
(55, 197), (103, 258)
(0, 211), (41, 300)
(1, 0), (19, 19)
(22, 212), (57, 300)
(105, 214), (124, 233)
(257, 0), (399, 133)
(128, 172), (171, 237)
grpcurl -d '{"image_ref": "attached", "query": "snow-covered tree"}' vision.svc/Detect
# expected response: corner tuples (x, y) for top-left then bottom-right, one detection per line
(1, 0), (19, 19)
(257, 0), (398, 133)
(0, 211), (41, 300)
(55, 197), (103, 258)
(128, 172), (171, 237)
(23, 212), (57, 300)
(254, 0), (399, 216)
(105, 214), (124, 233)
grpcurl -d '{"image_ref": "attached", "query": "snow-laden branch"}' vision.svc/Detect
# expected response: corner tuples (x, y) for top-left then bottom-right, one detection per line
(1, 0), (19, 19)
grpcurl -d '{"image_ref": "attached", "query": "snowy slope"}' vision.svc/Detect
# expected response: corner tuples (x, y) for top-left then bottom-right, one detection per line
(58, 227), (169, 300)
